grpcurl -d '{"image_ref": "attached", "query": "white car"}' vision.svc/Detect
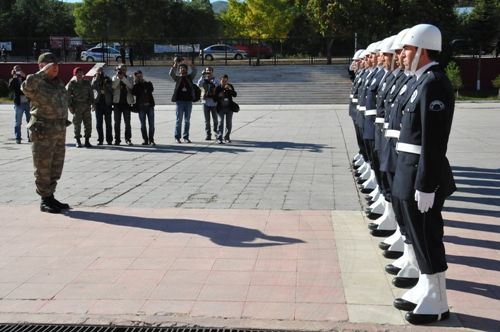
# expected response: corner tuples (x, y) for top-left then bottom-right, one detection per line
(80, 47), (127, 62)
(200, 44), (248, 61)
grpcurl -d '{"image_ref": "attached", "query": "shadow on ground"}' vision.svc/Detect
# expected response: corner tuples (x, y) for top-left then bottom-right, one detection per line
(65, 210), (305, 248)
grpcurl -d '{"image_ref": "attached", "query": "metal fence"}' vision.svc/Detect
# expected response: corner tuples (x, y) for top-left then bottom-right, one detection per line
(0, 36), (354, 66)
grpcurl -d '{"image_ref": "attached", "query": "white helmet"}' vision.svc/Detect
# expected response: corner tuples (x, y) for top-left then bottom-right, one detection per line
(353, 49), (365, 60)
(367, 41), (381, 53)
(402, 24), (442, 74)
(401, 23), (442, 51)
(378, 36), (396, 54)
(391, 28), (410, 51)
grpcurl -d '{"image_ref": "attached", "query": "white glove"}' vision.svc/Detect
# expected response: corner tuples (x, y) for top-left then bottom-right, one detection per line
(414, 190), (435, 213)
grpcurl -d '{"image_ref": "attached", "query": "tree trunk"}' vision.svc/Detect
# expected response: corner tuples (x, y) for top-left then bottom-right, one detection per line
(325, 37), (333, 65)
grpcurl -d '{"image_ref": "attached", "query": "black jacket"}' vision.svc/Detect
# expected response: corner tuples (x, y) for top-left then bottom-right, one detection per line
(9, 76), (26, 106)
(132, 80), (155, 107)
(392, 65), (456, 201)
(214, 83), (237, 112)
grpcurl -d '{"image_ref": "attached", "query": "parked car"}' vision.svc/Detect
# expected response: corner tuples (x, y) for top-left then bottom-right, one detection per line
(200, 44), (248, 60)
(233, 43), (273, 58)
(80, 46), (127, 62)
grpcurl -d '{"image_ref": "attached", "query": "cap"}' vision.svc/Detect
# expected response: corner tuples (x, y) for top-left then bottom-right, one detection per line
(38, 52), (58, 64)
(72, 67), (82, 76)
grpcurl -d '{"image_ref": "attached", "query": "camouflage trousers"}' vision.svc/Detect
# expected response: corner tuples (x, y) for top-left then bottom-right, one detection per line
(31, 127), (66, 198)
(72, 106), (92, 138)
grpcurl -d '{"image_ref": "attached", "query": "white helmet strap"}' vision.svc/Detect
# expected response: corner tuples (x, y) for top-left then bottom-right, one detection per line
(410, 47), (422, 74)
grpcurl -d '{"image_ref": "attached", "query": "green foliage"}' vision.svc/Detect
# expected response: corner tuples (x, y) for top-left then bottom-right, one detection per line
(0, 0), (75, 38)
(219, 0), (295, 39)
(493, 74), (500, 89)
(445, 61), (463, 93)
(465, 0), (500, 51)
(74, 0), (218, 42)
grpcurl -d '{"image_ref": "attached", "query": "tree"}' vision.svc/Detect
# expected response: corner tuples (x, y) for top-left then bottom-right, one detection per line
(219, 0), (295, 39)
(74, 0), (219, 43)
(445, 61), (463, 97)
(464, 0), (500, 89)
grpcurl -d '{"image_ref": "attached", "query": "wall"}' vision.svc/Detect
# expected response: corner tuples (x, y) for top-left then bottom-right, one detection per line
(456, 57), (500, 90)
(0, 63), (97, 84)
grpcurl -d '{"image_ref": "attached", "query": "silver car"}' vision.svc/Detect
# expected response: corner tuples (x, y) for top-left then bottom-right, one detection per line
(200, 44), (248, 61)
(80, 46), (127, 62)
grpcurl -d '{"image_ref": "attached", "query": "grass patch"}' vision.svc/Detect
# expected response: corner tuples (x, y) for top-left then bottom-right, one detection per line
(0, 97), (12, 104)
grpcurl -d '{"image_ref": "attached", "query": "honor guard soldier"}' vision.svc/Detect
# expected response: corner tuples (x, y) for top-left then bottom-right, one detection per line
(349, 49), (367, 167)
(391, 24), (456, 325)
(21, 52), (71, 214)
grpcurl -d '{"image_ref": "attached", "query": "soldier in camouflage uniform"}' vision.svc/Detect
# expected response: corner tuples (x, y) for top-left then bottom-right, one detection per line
(67, 67), (94, 147)
(21, 52), (70, 214)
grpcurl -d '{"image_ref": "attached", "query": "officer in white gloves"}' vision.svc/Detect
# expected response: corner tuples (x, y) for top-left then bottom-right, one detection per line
(390, 23), (456, 325)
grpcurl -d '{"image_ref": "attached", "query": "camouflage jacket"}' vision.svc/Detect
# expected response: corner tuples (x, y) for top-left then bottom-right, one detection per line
(21, 70), (68, 121)
(66, 77), (94, 109)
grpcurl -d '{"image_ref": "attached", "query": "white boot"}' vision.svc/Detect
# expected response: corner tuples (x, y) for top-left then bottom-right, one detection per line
(359, 164), (372, 180)
(354, 156), (364, 167)
(369, 195), (385, 215)
(375, 202), (397, 230)
(405, 272), (450, 324)
(361, 170), (377, 190)
(387, 232), (404, 252)
(396, 243), (420, 279)
(382, 225), (402, 246)
(391, 238), (410, 269)
(368, 186), (380, 198)
(353, 153), (362, 162)
(356, 161), (369, 175)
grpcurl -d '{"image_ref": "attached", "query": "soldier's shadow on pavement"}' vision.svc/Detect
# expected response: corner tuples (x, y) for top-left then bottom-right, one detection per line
(65, 210), (305, 248)
(231, 140), (329, 153)
(452, 312), (500, 332)
(64, 144), (250, 154)
(447, 254), (500, 272)
(444, 166), (500, 217)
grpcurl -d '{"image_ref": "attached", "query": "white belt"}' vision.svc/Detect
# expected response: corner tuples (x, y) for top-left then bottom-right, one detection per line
(383, 123), (389, 129)
(359, 106), (366, 111)
(385, 129), (400, 139)
(365, 109), (377, 116)
(375, 117), (385, 124)
(352, 98), (358, 103)
(396, 142), (421, 155)
(349, 94), (353, 98)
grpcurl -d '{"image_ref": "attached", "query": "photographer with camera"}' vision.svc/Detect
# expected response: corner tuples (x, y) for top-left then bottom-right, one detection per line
(8, 65), (30, 144)
(112, 64), (135, 146)
(214, 74), (237, 144)
(197, 67), (219, 141)
(132, 70), (156, 146)
(169, 56), (197, 143)
(91, 67), (113, 145)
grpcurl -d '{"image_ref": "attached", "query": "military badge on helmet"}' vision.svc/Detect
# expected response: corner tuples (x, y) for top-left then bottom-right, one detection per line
(429, 100), (445, 112)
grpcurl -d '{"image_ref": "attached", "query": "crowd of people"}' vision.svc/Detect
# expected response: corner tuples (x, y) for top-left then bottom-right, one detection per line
(11, 52), (240, 214)
(9, 59), (239, 148)
(348, 24), (455, 325)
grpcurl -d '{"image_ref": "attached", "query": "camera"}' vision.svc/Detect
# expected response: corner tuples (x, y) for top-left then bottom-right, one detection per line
(174, 56), (183, 64)
(117, 69), (123, 75)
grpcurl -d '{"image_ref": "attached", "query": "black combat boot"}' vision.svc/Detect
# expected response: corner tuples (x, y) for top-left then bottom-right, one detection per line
(49, 195), (70, 210)
(76, 137), (82, 148)
(84, 138), (92, 148)
(40, 197), (61, 214)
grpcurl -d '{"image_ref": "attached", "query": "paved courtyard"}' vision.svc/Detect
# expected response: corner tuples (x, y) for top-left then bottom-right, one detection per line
(0, 68), (499, 332)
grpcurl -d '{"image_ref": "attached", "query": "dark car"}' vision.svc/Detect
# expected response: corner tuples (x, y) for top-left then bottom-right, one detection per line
(233, 43), (273, 58)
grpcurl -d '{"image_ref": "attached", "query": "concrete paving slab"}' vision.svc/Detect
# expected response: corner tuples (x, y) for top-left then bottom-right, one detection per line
(0, 100), (499, 331)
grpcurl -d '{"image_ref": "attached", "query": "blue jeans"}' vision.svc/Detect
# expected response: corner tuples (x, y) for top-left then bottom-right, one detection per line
(14, 102), (30, 140)
(203, 104), (218, 137)
(175, 101), (192, 140)
(138, 105), (155, 142)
